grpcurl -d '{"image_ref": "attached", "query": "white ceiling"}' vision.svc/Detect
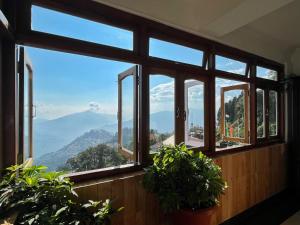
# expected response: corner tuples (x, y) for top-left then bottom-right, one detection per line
(94, 0), (300, 65)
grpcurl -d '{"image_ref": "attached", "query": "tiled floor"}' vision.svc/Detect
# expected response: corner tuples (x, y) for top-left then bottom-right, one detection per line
(281, 211), (300, 225)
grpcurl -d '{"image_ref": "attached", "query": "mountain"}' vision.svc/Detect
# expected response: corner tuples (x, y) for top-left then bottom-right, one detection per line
(102, 110), (204, 134)
(35, 129), (113, 171)
(34, 110), (116, 157)
(150, 109), (204, 133)
(33, 109), (204, 159)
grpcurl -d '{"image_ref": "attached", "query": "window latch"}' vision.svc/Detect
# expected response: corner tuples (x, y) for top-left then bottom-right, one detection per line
(176, 107), (180, 119)
(183, 110), (187, 121)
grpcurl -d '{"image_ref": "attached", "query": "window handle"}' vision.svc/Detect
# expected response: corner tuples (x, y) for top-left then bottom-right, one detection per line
(183, 110), (187, 121)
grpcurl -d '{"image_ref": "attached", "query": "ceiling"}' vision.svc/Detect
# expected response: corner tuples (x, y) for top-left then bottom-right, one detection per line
(94, 0), (300, 66)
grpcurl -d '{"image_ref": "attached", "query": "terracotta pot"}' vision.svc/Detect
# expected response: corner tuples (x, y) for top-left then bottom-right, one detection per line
(170, 207), (216, 225)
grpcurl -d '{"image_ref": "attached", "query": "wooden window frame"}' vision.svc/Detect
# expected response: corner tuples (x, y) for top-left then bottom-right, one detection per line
(215, 53), (249, 77)
(117, 65), (139, 162)
(148, 36), (205, 67)
(17, 46), (34, 165)
(220, 84), (249, 144)
(0, 0), (284, 182)
(256, 83), (283, 144)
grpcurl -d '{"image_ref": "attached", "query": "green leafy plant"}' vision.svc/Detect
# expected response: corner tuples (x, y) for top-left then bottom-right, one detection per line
(143, 144), (227, 213)
(0, 164), (122, 225)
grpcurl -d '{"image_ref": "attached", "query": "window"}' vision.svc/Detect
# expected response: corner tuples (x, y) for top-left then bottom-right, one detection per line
(256, 88), (265, 138)
(17, 47), (34, 163)
(31, 5), (133, 50)
(22, 46), (138, 173)
(149, 75), (175, 152)
(118, 66), (138, 161)
(215, 55), (247, 75)
(269, 90), (278, 136)
(216, 78), (250, 150)
(12, 1), (284, 180)
(257, 66), (278, 81)
(184, 80), (205, 147)
(149, 38), (203, 66)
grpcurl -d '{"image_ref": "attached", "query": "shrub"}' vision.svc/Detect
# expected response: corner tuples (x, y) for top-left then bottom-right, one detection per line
(0, 164), (122, 225)
(143, 144), (227, 213)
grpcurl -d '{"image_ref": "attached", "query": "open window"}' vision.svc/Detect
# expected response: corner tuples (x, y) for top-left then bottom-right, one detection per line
(220, 84), (249, 143)
(216, 79), (250, 150)
(118, 66), (138, 161)
(17, 47), (34, 164)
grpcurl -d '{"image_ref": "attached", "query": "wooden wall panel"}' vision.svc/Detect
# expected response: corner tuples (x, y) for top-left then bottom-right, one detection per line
(75, 143), (287, 225)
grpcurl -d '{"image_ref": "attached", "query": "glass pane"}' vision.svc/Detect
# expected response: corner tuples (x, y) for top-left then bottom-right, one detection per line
(257, 66), (278, 81)
(269, 90), (278, 136)
(224, 90), (245, 138)
(32, 6), (133, 50)
(215, 78), (250, 150)
(149, 75), (175, 152)
(149, 38), (203, 66)
(24, 66), (30, 160)
(121, 75), (134, 152)
(216, 55), (247, 75)
(184, 80), (204, 148)
(256, 88), (265, 138)
(26, 46), (135, 173)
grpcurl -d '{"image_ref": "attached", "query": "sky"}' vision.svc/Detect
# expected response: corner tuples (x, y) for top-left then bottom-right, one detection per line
(27, 5), (250, 121)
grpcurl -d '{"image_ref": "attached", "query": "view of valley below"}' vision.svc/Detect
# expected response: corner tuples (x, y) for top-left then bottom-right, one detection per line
(34, 109), (203, 172)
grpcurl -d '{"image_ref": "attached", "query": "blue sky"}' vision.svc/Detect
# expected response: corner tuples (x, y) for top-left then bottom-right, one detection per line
(28, 5), (247, 121)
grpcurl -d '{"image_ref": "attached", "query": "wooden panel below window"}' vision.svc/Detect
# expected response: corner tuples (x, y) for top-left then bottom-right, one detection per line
(75, 143), (287, 225)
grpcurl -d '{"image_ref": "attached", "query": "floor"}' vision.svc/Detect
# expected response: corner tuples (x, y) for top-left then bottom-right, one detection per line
(281, 211), (300, 225)
(220, 190), (300, 225)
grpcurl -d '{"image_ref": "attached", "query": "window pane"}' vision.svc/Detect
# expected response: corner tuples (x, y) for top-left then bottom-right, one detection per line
(184, 80), (204, 148)
(149, 38), (203, 66)
(216, 55), (247, 75)
(257, 66), (278, 81)
(32, 6), (133, 50)
(24, 66), (30, 160)
(121, 75), (134, 152)
(224, 90), (245, 138)
(269, 90), (278, 136)
(149, 75), (175, 152)
(256, 89), (265, 138)
(215, 78), (250, 150)
(25, 46), (136, 173)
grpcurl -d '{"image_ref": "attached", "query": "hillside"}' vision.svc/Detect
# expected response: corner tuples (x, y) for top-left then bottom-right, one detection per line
(35, 129), (113, 171)
(34, 110), (116, 157)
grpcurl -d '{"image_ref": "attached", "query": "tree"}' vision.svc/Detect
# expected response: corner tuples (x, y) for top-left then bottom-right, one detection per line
(63, 144), (127, 172)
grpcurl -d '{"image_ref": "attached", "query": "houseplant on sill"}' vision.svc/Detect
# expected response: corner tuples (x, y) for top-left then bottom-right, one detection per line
(0, 163), (122, 225)
(143, 144), (227, 225)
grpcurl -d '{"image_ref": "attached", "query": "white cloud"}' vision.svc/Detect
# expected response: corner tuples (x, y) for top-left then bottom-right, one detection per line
(35, 102), (87, 120)
(150, 80), (205, 113)
(228, 68), (245, 75)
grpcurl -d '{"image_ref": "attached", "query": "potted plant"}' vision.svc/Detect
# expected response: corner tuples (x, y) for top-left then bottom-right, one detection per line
(0, 163), (122, 225)
(143, 144), (227, 225)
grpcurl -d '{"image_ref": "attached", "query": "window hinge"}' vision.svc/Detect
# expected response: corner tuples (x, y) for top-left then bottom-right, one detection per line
(137, 76), (140, 85)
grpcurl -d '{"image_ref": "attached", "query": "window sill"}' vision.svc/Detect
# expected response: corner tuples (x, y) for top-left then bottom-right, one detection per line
(68, 163), (142, 183)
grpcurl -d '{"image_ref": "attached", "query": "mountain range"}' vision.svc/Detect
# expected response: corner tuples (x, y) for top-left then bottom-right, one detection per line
(34, 109), (204, 170)
(35, 129), (113, 171)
